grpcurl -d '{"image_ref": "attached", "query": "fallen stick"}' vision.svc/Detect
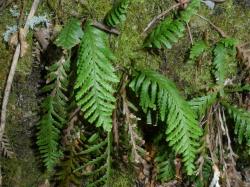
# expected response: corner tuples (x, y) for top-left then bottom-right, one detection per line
(0, 0), (41, 143)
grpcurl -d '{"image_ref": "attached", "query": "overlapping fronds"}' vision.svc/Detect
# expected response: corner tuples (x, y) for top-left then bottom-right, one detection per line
(37, 56), (70, 171)
(74, 21), (119, 132)
(189, 40), (208, 63)
(104, 0), (130, 27)
(224, 103), (250, 153)
(76, 132), (112, 187)
(189, 93), (217, 118)
(130, 69), (202, 175)
(213, 38), (238, 87)
(54, 19), (84, 49)
(144, 0), (201, 49)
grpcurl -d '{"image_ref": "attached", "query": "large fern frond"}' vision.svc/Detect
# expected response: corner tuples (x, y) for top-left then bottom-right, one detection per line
(189, 93), (217, 118)
(74, 21), (119, 132)
(54, 19), (84, 49)
(144, 0), (201, 49)
(37, 56), (70, 171)
(223, 103), (250, 153)
(76, 132), (112, 187)
(104, 0), (130, 27)
(130, 69), (202, 175)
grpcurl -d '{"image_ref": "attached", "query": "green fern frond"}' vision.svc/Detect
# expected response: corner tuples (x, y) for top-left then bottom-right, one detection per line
(130, 69), (202, 175)
(223, 103), (250, 153)
(54, 19), (84, 49)
(213, 38), (237, 88)
(0, 133), (15, 158)
(74, 21), (119, 132)
(189, 93), (217, 118)
(189, 40), (208, 63)
(104, 0), (130, 27)
(144, 0), (201, 49)
(37, 56), (70, 171)
(76, 132), (112, 187)
(155, 152), (175, 182)
(144, 18), (185, 49)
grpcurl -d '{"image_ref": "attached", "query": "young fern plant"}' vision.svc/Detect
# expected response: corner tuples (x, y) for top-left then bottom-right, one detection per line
(130, 69), (203, 175)
(74, 21), (119, 132)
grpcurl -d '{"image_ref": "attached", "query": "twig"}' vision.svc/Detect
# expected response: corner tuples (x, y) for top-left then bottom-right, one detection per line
(194, 13), (227, 38)
(0, 0), (41, 142)
(143, 3), (180, 33)
(92, 20), (120, 35)
(186, 22), (193, 45)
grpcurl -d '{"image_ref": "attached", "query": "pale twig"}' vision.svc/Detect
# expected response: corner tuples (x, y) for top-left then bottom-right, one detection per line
(0, 0), (41, 143)
(186, 22), (193, 45)
(194, 13), (227, 38)
(143, 3), (180, 33)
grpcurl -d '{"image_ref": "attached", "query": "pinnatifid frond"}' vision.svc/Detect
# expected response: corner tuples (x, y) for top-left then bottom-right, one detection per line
(37, 56), (70, 171)
(223, 103), (250, 153)
(189, 93), (217, 119)
(104, 0), (130, 27)
(213, 38), (237, 87)
(76, 132), (112, 187)
(130, 69), (202, 175)
(188, 40), (208, 63)
(144, 0), (201, 49)
(55, 19), (84, 49)
(74, 21), (119, 132)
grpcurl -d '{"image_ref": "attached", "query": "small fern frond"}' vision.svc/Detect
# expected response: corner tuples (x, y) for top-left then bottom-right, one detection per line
(189, 93), (217, 118)
(144, 0), (201, 49)
(188, 40), (208, 63)
(74, 21), (119, 132)
(213, 38), (237, 87)
(37, 56), (70, 171)
(76, 132), (112, 187)
(130, 69), (202, 175)
(223, 103), (250, 153)
(55, 19), (84, 49)
(0, 133), (15, 158)
(104, 0), (130, 27)
(155, 152), (175, 182)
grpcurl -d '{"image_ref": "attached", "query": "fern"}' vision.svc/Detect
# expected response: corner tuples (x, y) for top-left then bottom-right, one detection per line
(54, 19), (84, 49)
(37, 56), (70, 171)
(104, 0), (130, 27)
(213, 38), (237, 88)
(130, 69), (202, 175)
(144, 0), (201, 49)
(223, 103), (250, 153)
(0, 133), (15, 158)
(189, 93), (217, 118)
(76, 132), (112, 187)
(188, 40), (208, 63)
(74, 21), (119, 132)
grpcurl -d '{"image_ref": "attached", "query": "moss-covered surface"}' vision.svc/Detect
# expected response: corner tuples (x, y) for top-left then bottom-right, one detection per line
(0, 0), (250, 186)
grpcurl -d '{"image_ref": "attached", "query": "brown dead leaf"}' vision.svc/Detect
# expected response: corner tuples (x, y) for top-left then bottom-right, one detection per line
(19, 28), (29, 57)
(8, 32), (18, 48)
(237, 43), (250, 69)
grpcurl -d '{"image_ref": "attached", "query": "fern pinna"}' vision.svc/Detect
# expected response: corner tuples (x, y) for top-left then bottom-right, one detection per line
(130, 69), (202, 175)
(74, 21), (119, 132)
(37, 55), (70, 171)
(144, 0), (200, 49)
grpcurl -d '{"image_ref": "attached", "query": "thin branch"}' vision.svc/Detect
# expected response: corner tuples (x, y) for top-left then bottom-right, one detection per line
(186, 22), (193, 45)
(195, 13), (227, 38)
(92, 20), (120, 35)
(0, 0), (41, 142)
(143, 3), (180, 33)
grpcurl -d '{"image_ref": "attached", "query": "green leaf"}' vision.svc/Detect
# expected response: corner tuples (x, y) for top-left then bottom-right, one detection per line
(189, 40), (208, 63)
(55, 19), (84, 49)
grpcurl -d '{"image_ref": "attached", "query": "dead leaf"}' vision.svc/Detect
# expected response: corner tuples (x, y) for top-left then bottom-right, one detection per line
(8, 32), (18, 48)
(19, 28), (29, 57)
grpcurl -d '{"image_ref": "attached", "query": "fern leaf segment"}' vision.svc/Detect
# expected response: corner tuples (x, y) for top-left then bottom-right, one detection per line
(74, 21), (119, 132)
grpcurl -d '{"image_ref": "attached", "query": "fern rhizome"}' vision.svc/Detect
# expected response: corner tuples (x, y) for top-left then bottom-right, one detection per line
(35, 0), (250, 186)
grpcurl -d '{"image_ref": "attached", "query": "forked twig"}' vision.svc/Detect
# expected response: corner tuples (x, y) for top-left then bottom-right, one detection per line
(0, 0), (41, 142)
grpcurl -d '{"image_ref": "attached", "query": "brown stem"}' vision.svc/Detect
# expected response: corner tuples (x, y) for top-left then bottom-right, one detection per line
(92, 20), (120, 35)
